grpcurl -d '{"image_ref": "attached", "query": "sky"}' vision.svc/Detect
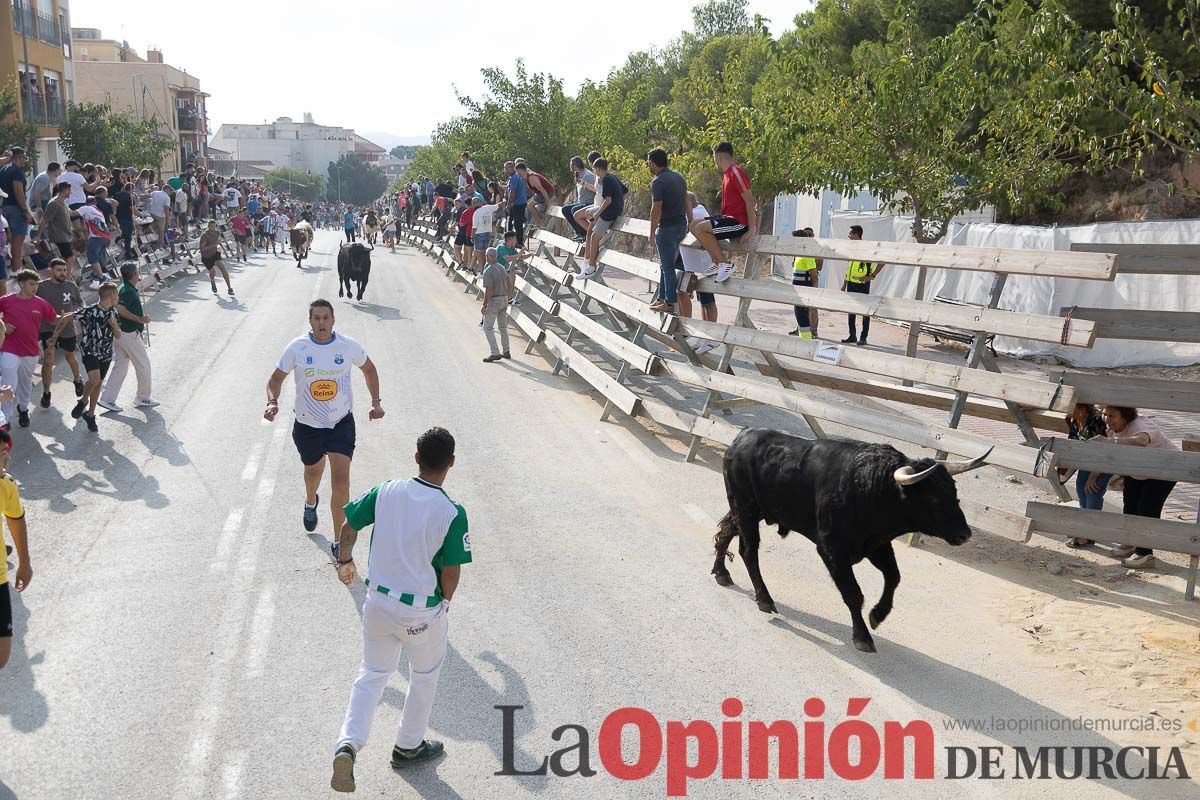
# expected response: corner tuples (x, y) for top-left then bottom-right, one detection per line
(69, 0), (814, 147)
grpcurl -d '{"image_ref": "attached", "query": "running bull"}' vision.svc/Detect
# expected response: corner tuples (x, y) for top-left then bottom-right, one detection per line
(338, 241), (373, 301)
(713, 428), (991, 653)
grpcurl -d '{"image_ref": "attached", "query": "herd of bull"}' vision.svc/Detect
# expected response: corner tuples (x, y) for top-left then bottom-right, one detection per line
(715, 429), (991, 654)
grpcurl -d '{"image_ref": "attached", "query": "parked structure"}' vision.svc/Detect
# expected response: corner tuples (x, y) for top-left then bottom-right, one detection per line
(209, 114), (385, 176)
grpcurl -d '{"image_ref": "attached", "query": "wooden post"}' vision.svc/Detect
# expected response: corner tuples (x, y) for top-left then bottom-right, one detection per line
(902, 266), (928, 386)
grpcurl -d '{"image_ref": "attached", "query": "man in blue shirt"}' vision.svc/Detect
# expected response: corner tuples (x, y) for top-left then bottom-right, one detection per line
(344, 209), (357, 243)
(504, 161), (529, 247)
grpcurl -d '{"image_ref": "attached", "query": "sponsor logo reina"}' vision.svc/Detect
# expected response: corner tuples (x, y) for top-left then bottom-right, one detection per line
(494, 700), (1190, 796)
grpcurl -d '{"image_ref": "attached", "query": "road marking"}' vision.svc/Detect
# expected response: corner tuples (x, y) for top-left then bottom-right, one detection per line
(210, 507), (246, 573)
(244, 587), (275, 679)
(241, 442), (265, 480)
(311, 271), (324, 300)
(176, 423), (289, 799)
(221, 750), (248, 800)
(682, 502), (717, 530)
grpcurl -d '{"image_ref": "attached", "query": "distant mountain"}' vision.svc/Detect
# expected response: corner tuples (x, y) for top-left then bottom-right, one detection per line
(359, 132), (431, 151)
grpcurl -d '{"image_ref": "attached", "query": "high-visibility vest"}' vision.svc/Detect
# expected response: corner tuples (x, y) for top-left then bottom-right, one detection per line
(846, 260), (875, 284)
(793, 256), (818, 275)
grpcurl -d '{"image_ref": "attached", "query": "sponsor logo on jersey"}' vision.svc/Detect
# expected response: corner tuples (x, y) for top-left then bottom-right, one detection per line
(309, 380), (338, 401)
(334, 354), (345, 365)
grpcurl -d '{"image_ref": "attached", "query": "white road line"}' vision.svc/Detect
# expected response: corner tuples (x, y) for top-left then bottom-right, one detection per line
(221, 750), (248, 800)
(244, 587), (275, 679)
(175, 423), (289, 799)
(682, 502), (717, 530)
(210, 507), (246, 573)
(240, 442), (265, 480)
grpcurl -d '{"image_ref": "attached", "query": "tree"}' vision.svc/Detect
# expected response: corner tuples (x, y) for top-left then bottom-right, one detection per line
(326, 154), (387, 205)
(755, 1), (1086, 241)
(0, 82), (37, 164)
(265, 166), (325, 201)
(58, 101), (175, 170)
(389, 145), (419, 159)
(691, 0), (753, 39)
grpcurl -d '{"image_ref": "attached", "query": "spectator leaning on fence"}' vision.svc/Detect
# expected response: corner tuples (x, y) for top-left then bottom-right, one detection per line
(840, 224), (886, 346)
(689, 141), (757, 285)
(678, 192), (718, 345)
(504, 161), (528, 247)
(1101, 405), (1180, 569)
(28, 161), (61, 221)
(791, 227), (822, 339)
(516, 163), (555, 228)
(41, 182), (78, 265)
(646, 148), (689, 315)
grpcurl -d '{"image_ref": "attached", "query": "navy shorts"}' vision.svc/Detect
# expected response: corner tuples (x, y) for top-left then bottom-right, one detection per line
(292, 414), (356, 466)
(1, 205), (29, 237)
(1, 581), (11, 638)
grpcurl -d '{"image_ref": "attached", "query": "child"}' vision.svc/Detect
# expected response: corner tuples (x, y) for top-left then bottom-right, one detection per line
(70, 282), (122, 432)
(496, 232), (529, 306)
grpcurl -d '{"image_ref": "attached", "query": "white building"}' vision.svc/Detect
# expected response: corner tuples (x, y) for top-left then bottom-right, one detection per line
(208, 113), (383, 176)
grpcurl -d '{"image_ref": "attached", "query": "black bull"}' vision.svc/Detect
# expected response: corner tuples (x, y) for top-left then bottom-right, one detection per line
(338, 242), (373, 300)
(713, 428), (990, 653)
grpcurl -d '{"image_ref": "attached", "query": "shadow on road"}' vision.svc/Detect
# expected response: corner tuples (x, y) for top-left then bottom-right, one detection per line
(0, 586), (49, 734)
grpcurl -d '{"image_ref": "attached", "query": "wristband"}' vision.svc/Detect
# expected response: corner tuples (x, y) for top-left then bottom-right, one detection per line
(266, 399), (278, 406)
(338, 558), (354, 565)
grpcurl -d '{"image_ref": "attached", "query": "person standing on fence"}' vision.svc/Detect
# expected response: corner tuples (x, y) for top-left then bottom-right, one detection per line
(689, 141), (758, 284)
(113, 182), (136, 261)
(504, 161), (528, 247)
(791, 228), (822, 339)
(1102, 406), (1180, 569)
(480, 248), (512, 363)
(329, 427), (469, 793)
(41, 182), (78, 266)
(840, 224), (885, 346)
(646, 148), (688, 315)
(98, 264), (156, 413)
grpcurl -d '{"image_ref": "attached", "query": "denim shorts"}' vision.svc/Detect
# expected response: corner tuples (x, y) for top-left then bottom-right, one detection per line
(1, 204), (29, 237)
(87, 237), (110, 266)
(473, 232), (492, 251)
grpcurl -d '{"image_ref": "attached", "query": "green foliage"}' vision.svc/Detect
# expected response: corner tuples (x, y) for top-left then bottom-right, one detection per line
(405, 0), (1191, 234)
(0, 82), (37, 163)
(58, 101), (176, 170)
(389, 145), (420, 159)
(326, 154), (387, 205)
(265, 166), (325, 201)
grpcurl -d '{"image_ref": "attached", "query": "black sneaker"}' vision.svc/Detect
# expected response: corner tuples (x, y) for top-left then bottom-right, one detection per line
(71, 399), (86, 419)
(482, 354), (502, 363)
(303, 495), (320, 532)
(856, 337), (867, 346)
(17, 409), (29, 428)
(501, 351), (511, 359)
(390, 740), (444, 768)
(331, 745), (356, 793)
(841, 336), (857, 344)
(82, 413), (98, 432)
(39, 391), (51, 409)
(74, 379), (85, 397)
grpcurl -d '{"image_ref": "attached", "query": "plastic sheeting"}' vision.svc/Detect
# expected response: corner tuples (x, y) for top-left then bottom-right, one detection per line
(818, 212), (1200, 368)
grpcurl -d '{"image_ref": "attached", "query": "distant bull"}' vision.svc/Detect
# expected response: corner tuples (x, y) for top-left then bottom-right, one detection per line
(338, 241), (373, 301)
(713, 428), (991, 653)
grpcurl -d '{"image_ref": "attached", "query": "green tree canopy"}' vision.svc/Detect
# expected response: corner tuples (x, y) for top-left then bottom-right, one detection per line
(0, 81), (38, 165)
(265, 166), (325, 201)
(326, 154), (387, 206)
(58, 101), (176, 170)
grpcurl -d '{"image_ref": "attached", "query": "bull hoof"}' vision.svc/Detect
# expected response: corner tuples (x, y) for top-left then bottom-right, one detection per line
(756, 598), (777, 614)
(713, 572), (733, 587)
(853, 638), (877, 654)
(868, 607), (889, 630)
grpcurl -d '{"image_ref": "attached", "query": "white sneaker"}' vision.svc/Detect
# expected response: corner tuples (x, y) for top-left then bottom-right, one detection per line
(134, 398), (160, 408)
(87, 279), (102, 290)
(1109, 544), (1136, 558)
(580, 264), (597, 279)
(700, 265), (719, 277)
(714, 262), (736, 283)
(97, 399), (123, 412)
(1122, 552), (1156, 568)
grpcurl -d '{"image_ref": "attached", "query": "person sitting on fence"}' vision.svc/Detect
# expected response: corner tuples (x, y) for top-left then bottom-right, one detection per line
(790, 227), (822, 339)
(562, 156), (598, 243)
(581, 158), (625, 280)
(1101, 405), (1180, 569)
(688, 141), (758, 285)
(1062, 403), (1112, 549)
(678, 192), (718, 352)
(840, 224), (885, 347)
(515, 163), (555, 228)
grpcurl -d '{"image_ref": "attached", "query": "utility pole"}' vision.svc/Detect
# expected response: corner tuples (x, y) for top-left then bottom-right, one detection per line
(19, 1), (32, 126)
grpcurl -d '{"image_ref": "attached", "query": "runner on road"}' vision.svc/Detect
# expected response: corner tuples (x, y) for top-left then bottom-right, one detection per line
(330, 427), (469, 793)
(264, 300), (384, 551)
(198, 220), (234, 296)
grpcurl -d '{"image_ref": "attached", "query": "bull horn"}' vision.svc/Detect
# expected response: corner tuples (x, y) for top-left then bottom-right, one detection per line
(894, 463), (939, 486)
(937, 447), (994, 476)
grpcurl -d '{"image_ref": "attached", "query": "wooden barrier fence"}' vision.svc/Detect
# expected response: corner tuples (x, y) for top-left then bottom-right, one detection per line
(401, 210), (1199, 600)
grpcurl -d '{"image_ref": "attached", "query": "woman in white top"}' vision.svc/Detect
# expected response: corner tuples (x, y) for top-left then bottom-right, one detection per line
(1101, 405), (1179, 568)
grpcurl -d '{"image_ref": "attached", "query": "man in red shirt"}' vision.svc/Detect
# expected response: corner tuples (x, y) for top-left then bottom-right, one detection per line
(229, 209), (253, 262)
(0, 270), (59, 428)
(515, 163), (555, 227)
(689, 141), (758, 283)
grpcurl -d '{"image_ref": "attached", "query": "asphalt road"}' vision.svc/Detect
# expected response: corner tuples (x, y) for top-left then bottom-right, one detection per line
(1, 231), (1193, 799)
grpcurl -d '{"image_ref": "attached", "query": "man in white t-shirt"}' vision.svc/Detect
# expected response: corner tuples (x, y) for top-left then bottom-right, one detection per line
(145, 184), (172, 251)
(223, 184), (242, 211)
(679, 194), (720, 354)
(59, 160), (99, 209)
(264, 299), (384, 550)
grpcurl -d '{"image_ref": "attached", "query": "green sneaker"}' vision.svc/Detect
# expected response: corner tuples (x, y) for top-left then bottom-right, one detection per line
(390, 739), (445, 768)
(331, 745), (356, 793)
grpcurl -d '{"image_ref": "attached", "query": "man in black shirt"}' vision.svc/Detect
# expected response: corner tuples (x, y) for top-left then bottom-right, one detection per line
(112, 183), (136, 260)
(646, 148), (688, 314)
(0, 147), (34, 271)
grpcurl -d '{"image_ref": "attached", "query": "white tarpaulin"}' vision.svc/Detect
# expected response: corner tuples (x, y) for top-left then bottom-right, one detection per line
(823, 212), (1200, 368)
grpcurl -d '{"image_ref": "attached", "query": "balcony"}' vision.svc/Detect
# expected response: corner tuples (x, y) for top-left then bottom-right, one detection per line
(11, 2), (35, 37)
(177, 111), (203, 132)
(20, 95), (65, 128)
(36, 12), (60, 46)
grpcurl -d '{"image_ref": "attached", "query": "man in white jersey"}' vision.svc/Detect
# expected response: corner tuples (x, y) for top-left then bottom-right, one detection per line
(331, 427), (469, 792)
(264, 299), (384, 549)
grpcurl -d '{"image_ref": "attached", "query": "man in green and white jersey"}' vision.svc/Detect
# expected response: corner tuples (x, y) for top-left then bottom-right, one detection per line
(331, 427), (471, 793)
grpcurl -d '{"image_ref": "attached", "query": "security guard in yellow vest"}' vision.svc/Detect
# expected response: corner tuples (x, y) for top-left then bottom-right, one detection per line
(790, 228), (821, 339)
(840, 224), (886, 346)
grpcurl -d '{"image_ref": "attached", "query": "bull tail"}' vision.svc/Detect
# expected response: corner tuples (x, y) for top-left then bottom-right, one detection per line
(715, 512), (738, 561)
